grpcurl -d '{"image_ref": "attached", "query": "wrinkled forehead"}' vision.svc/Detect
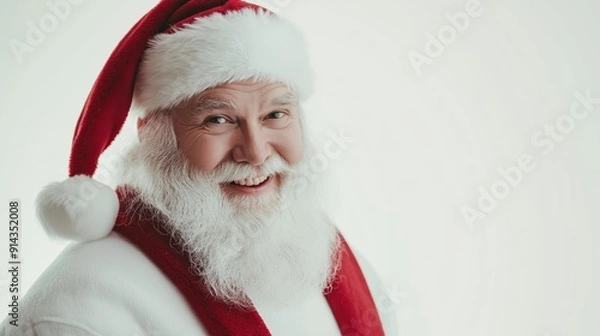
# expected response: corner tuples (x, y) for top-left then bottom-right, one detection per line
(176, 80), (300, 114)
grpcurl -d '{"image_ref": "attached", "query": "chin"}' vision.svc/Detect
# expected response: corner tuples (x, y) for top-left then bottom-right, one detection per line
(116, 116), (341, 307)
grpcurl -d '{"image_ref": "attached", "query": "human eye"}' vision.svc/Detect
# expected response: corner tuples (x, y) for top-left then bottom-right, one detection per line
(205, 115), (228, 125)
(263, 110), (292, 129)
(267, 111), (286, 119)
(199, 115), (236, 134)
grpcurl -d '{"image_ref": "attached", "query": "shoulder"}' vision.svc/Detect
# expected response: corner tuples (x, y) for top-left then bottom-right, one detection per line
(1, 233), (205, 336)
(22, 232), (161, 302)
(1, 317), (104, 336)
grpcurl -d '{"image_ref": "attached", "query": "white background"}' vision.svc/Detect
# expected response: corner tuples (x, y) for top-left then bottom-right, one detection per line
(1, 0), (600, 335)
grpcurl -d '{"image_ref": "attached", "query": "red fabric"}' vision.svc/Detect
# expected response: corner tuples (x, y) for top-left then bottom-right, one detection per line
(113, 189), (385, 335)
(325, 239), (386, 335)
(69, 1), (385, 332)
(69, 0), (261, 177)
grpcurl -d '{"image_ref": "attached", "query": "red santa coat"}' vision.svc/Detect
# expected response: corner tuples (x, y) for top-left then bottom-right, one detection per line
(0, 233), (398, 335)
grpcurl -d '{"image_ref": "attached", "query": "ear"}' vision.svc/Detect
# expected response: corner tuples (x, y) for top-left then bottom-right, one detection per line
(136, 118), (147, 140)
(137, 118), (147, 130)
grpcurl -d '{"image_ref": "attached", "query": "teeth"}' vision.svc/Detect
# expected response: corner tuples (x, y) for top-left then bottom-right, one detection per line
(232, 175), (269, 186)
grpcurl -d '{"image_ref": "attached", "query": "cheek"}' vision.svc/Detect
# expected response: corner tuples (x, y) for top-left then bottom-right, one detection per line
(183, 139), (231, 172)
(174, 128), (232, 173)
(275, 123), (304, 164)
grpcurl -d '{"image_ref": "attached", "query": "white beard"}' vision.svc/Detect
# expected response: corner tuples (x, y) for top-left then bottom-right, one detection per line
(116, 113), (340, 308)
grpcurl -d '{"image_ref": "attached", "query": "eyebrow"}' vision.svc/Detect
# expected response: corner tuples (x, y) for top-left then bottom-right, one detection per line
(192, 97), (236, 116)
(191, 93), (299, 117)
(269, 93), (298, 107)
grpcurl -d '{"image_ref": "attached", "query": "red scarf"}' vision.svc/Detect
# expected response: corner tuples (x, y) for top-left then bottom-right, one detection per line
(113, 189), (384, 335)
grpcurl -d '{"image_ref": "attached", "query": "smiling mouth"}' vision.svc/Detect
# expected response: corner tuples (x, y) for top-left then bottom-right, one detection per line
(229, 174), (272, 187)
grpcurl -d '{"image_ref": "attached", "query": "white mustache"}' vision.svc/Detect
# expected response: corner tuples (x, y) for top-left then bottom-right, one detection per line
(208, 155), (294, 183)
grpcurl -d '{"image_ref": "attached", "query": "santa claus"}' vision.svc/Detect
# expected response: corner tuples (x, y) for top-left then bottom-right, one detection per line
(1, 1), (397, 335)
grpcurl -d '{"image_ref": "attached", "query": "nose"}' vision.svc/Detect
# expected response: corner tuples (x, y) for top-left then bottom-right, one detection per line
(232, 121), (272, 166)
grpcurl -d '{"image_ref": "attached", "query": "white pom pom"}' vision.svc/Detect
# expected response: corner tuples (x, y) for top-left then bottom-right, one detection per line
(36, 175), (119, 241)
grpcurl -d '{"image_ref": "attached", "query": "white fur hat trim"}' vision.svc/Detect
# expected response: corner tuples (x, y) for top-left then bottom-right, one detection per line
(133, 7), (314, 115)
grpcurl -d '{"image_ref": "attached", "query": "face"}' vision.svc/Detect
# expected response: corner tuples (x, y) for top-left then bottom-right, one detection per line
(123, 81), (338, 307)
(169, 79), (304, 199)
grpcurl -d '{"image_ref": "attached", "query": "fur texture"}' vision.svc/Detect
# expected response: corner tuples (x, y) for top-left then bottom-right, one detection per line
(36, 175), (119, 241)
(115, 112), (340, 308)
(133, 8), (314, 115)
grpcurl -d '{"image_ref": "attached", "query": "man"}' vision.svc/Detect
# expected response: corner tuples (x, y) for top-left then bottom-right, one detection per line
(1, 1), (396, 335)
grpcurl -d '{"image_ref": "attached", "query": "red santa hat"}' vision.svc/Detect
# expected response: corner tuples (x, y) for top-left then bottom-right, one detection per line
(36, 0), (314, 241)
